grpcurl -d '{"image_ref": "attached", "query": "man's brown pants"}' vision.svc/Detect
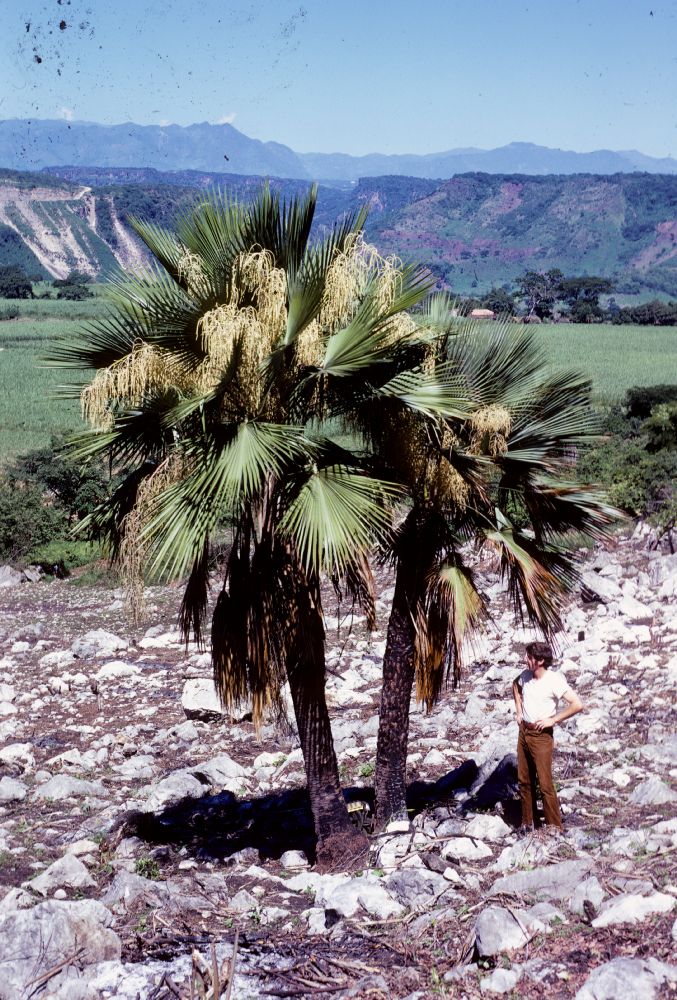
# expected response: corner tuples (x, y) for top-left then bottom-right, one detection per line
(517, 725), (563, 828)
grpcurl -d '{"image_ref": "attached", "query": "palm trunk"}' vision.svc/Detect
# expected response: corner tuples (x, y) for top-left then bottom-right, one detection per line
(374, 567), (417, 825)
(374, 507), (434, 829)
(286, 577), (367, 867)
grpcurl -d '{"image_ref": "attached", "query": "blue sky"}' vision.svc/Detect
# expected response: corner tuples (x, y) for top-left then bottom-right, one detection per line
(3, 0), (676, 157)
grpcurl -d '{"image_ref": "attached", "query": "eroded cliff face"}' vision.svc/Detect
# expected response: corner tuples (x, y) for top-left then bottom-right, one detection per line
(0, 182), (143, 278)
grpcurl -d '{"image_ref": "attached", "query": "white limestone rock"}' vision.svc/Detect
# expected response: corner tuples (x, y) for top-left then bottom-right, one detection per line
(629, 776), (677, 806)
(316, 877), (404, 920)
(441, 837), (492, 861)
(279, 850), (309, 869)
(480, 967), (521, 994)
(591, 892), (676, 928)
(27, 854), (96, 897)
(141, 771), (208, 812)
(181, 678), (226, 721)
(568, 876), (606, 916)
(95, 661), (142, 681)
(464, 814), (512, 842)
(71, 630), (129, 659)
(0, 775), (27, 803)
(575, 957), (677, 1000)
(474, 905), (537, 956)
(0, 900), (120, 999)
(33, 775), (107, 801)
(0, 743), (35, 770)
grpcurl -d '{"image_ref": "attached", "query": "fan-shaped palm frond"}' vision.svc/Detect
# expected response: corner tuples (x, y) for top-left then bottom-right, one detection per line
(280, 465), (400, 575)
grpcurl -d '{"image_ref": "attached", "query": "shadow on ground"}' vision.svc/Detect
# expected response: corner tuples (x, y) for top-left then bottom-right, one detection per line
(122, 756), (519, 865)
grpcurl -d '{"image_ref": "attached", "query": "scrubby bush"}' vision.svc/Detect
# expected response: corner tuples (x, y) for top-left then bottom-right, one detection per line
(624, 384), (677, 419)
(0, 266), (32, 299)
(52, 273), (93, 301)
(0, 303), (20, 321)
(577, 385), (677, 525)
(7, 437), (110, 522)
(0, 438), (113, 571)
(26, 539), (102, 577)
(0, 480), (67, 562)
(644, 402), (677, 453)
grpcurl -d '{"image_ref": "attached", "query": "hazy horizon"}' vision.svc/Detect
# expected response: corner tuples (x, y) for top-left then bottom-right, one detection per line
(2, 1), (675, 160)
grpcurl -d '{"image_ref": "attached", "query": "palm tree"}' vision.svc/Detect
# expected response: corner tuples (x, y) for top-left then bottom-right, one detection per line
(369, 317), (618, 826)
(51, 184), (444, 862)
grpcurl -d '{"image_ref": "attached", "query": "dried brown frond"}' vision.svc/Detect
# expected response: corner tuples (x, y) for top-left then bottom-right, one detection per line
(414, 563), (485, 708)
(118, 454), (186, 624)
(333, 550), (378, 632)
(412, 601), (448, 710)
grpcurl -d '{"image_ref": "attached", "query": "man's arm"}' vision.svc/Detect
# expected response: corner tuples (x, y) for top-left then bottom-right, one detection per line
(512, 675), (524, 724)
(533, 688), (583, 731)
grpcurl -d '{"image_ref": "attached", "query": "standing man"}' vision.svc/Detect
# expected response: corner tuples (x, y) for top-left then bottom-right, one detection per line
(512, 641), (583, 831)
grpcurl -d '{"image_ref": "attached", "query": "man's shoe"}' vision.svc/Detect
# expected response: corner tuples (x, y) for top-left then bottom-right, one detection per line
(516, 824), (534, 838)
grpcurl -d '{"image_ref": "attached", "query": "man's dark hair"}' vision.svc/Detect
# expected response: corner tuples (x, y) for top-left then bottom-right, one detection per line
(525, 641), (554, 667)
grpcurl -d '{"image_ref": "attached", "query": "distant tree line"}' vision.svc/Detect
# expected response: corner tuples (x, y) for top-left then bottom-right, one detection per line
(459, 269), (677, 325)
(0, 266), (93, 301)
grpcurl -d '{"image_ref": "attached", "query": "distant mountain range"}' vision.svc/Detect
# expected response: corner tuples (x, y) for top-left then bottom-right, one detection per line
(1, 167), (675, 299)
(2, 118), (676, 181)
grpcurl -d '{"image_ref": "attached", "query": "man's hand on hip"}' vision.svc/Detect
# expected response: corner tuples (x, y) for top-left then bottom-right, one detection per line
(533, 716), (557, 731)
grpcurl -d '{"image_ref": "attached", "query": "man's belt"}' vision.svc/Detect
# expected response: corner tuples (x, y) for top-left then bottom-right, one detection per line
(522, 721), (541, 730)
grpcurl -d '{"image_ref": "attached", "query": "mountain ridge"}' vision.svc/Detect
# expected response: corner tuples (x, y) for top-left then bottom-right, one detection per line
(1, 167), (675, 298)
(2, 118), (676, 180)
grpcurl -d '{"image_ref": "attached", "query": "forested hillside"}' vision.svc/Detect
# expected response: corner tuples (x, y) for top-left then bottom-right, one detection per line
(1, 167), (675, 295)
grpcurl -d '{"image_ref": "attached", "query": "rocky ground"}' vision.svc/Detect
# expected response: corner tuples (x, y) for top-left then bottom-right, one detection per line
(0, 525), (676, 999)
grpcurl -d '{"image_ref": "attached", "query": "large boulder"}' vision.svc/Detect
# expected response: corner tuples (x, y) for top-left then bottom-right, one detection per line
(71, 630), (129, 659)
(580, 570), (622, 603)
(383, 867), (454, 911)
(141, 770), (208, 812)
(27, 854), (96, 897)
(0, 566), (23, 589)
(591, 892), (676, 929)
(629, 776), (677, 806)
(489, 859), (593, 902)
(181, 678), (225, 722)
(0, 900), (120, 1000)
(575, 958), (677, 1000)
(474, 904), (536, 956)
(0, 776), (27, 803)
(33, 775), (107, 801)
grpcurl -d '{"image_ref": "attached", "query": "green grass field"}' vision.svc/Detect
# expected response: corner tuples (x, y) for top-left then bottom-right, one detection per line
(1, 299), (676, 462)
(533, 323), (677, 402)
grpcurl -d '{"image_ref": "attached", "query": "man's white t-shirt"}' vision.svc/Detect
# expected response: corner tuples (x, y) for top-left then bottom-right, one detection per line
(518, 669), (570, 723)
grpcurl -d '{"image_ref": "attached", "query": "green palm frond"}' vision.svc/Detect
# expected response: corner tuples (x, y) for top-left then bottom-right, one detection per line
(67, 390), (179, 465)
(521, 477), (622, 543)
(283, 206), (370, 349)
(445, 321), (546, 408)
(320, 267), (429, 378)
(48, 306), (146, 369)
(280, 465), (400, 575)
(417, 290), (458, 333)
(143, 421), (308, 580)
(128, 218), (188, 280)
(377, 363), (472, 420)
